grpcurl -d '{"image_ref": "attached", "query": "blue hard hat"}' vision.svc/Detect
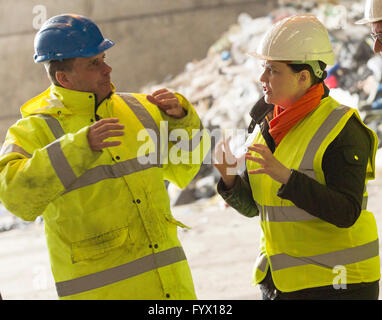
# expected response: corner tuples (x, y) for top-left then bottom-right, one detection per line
(33, 14), (114, 63)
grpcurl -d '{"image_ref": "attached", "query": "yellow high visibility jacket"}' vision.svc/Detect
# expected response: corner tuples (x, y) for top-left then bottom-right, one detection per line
(246, 96), (380, 292)
(0, 84), (210, 299)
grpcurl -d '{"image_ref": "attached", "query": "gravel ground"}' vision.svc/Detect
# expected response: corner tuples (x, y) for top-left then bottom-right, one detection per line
(1, 167), (382, 300)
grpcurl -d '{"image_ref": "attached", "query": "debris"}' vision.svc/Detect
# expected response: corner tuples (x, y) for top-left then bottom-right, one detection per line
(140, 2), (382, 206)
(2, 1), (382, 231)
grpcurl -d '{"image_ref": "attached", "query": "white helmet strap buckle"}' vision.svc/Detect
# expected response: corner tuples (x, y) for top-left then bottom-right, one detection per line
(290, 60), (324, 79)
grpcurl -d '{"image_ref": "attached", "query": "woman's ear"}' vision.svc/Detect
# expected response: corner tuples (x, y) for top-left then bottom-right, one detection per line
(299, 70), (311, 87)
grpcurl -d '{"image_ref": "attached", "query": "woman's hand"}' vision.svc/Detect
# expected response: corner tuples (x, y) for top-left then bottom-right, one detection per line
(213, 136), (243, 189)
(245, 144), (291, 184)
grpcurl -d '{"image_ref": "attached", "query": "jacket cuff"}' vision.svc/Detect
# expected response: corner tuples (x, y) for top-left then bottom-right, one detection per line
(277, 169), (298, 199)
(60, 126), (103, 176)
(161, 92), (201, 131)
(217, 176), (239, 198)
(217, 175), (259, 218)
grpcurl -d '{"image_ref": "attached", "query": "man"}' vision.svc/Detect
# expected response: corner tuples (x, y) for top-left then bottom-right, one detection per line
(0, 14), (210, 299)
(356, 0), (382, 54)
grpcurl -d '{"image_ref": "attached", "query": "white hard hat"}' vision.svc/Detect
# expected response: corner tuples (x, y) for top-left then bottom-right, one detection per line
(356, 0), (382, 24)
(249, 15), (335, 67)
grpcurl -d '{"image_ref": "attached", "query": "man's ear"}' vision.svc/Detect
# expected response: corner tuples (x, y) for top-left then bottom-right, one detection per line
(55, 71), (72, 89)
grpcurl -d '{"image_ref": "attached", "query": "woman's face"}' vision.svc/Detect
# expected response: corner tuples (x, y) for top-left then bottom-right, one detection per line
(259, 61), (308, 108)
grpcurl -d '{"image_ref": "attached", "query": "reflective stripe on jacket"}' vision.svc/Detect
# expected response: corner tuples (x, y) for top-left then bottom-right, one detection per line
(0, 84), (210, 299)
(246, 96), (380, 292)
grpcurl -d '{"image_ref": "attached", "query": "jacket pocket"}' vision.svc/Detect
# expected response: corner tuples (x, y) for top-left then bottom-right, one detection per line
(343, 148), (365, 166)
(165, 213), (191, 229)
(71, 226), (129, 263)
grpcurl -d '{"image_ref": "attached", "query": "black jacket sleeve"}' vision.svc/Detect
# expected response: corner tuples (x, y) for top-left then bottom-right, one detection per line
(217, 171), (259, 218)
(278, 114), (371, 228)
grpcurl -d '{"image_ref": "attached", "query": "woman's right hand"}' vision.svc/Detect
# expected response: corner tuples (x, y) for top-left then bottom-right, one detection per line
(213, 136), (242, 189)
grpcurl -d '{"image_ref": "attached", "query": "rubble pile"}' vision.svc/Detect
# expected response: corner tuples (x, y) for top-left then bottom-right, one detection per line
(142, 2), (373, 128)
(2, 1), (382, 231)
(141, 0), (382, 205)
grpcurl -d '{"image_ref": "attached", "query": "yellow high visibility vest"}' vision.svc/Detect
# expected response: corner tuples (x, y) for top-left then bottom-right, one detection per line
(247, 96), (380, 292)
(0, 84), (210, 299)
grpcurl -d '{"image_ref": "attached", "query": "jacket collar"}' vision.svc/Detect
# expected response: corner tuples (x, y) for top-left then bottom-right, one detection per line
(21, 83), (116, 118)
(50, 83), (116, 115)
(249, 96), (274, 124)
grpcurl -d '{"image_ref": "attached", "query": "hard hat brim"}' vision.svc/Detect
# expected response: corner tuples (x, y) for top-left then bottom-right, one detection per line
(248, 52), (335, 66)
(34, 38), (115, 63)
(248, 52), (284, 61)
(355, 17), (382, 24)
(86, 38), (115, 58)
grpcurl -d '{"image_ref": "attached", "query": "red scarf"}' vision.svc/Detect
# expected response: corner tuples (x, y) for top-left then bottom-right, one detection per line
(269, 83), (324, 146)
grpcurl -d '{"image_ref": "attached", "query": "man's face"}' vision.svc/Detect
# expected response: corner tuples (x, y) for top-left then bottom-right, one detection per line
(64, 52), (112, 103)
(371, 21), (382, 53)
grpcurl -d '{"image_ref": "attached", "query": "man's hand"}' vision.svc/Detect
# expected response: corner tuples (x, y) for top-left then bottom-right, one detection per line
(147, 88), (186, 119)
(87, 118), (124, 152)
(245, 144), (291, 184)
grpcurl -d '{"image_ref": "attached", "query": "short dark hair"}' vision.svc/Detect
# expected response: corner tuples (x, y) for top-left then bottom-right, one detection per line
(287, 61), (327, 86)
(44, 58), (75, 86)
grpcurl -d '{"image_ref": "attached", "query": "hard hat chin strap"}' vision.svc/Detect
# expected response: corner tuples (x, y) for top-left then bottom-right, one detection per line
(290, 60), (324, 79)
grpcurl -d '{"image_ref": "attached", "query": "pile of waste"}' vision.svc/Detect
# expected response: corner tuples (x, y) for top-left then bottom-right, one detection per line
(2, 0), (382, 231)
(141, 0), (382, 206)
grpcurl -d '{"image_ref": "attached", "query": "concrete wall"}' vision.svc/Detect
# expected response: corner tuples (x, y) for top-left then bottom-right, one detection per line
(0, 0), (277, 142)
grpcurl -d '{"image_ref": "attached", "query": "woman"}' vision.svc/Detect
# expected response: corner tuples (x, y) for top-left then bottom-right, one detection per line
(214, 15), (380, 300)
